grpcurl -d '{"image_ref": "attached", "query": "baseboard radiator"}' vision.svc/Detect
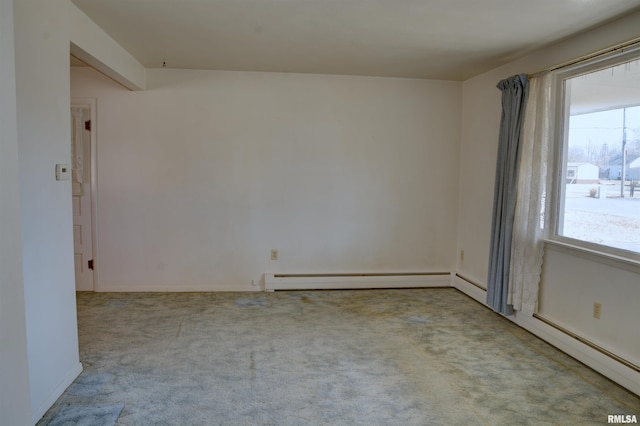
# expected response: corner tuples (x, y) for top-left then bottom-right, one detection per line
(264, 272), (452, 291)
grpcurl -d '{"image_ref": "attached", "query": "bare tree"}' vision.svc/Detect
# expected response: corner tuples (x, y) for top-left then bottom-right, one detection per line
(568, 145), (586, 162)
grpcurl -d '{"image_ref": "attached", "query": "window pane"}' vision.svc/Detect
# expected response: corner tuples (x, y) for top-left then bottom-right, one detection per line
(560, 60), (640, 254)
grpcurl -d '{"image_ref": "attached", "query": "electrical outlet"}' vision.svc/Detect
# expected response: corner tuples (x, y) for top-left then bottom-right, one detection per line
(460, 250), (464, 262)
(271, 249), (278, 260)
(593, 302), (601, 319)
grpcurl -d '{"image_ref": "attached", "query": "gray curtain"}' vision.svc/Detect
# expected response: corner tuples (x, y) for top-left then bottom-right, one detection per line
(487, 74), (529, 315)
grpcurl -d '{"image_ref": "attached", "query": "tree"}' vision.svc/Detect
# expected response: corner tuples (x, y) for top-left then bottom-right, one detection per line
(568, 145), (586, 162)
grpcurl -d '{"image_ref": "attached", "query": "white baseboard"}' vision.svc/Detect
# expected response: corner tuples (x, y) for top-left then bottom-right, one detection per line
(32, 362), (83, 425)
(265, 272), (452, 291)
(452, 275), (640, 396)
(451, 273), (487, 301)
(96, 284), (262, 292)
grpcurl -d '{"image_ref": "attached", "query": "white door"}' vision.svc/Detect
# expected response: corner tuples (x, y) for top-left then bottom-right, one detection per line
(71, 105), (94, 291)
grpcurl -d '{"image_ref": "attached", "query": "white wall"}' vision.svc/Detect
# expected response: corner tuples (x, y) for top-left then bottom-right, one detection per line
(539, 244), (640, 366)
(0, 0), (31, 424)
(13, 0), (82, 421)
(71, 67), (462, 291)
(457, 10), (640, 392)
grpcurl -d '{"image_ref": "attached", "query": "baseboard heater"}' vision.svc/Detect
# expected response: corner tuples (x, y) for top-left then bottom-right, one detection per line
(264, 272), (452, 291)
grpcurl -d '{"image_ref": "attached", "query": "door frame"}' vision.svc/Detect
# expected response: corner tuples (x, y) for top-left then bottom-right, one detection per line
(71, 98), (99, 291)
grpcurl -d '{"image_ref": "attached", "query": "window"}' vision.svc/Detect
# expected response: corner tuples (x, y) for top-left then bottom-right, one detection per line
(554, 50), (640, 258)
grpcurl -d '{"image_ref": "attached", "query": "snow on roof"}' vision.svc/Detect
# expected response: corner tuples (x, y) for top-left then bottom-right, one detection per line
(567, 162), (598, 167)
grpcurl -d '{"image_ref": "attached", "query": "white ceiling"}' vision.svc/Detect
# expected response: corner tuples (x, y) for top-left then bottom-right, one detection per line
(71, 0), (640, 81)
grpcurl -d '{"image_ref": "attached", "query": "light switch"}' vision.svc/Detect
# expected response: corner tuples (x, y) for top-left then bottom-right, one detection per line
(56, 164), (70, 181)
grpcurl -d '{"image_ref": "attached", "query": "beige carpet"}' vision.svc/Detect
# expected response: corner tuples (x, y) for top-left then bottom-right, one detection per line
(39, 288), (639, 425)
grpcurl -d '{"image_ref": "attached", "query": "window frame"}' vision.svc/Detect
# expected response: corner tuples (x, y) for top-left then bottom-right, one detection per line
(548, 46), (640, 264)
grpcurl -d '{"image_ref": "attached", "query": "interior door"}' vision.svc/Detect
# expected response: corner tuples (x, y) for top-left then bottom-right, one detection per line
(71, 105), (94, 291)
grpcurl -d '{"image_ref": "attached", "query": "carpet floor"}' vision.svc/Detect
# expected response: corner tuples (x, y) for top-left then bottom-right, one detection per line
(39, 288), (639, 425)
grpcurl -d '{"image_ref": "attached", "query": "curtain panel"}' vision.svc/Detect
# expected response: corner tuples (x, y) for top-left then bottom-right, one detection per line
(487, 74), (529, 315)
(508, 73), (554, 315)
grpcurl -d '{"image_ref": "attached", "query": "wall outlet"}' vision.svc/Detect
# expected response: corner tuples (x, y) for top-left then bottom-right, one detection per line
(593, 302), (601, 319)
(251, 279), (257, 287)
(271, 249), (278, 260)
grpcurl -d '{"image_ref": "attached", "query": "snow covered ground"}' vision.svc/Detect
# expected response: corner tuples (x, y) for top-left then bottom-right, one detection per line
(562, 183), (640, 253)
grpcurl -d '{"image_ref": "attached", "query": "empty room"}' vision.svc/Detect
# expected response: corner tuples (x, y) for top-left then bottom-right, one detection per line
(1, 0), (640, 424)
